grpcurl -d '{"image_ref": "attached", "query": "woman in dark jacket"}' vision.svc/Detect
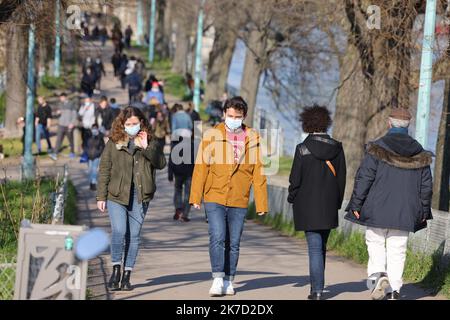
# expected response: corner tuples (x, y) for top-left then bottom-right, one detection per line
(287, 105), (346, 300)
(97, 107), (166, 291)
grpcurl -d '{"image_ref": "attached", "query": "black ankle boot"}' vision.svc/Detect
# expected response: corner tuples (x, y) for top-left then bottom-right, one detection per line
(308, 292), (323, 300)
(120, 270), (132, 291)
(108, 265), (121, 290)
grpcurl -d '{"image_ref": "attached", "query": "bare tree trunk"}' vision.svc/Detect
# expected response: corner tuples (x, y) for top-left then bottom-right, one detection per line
(333, 45), (374, 199)
(171, 25), (189, 75)
(155, 0), (171, 59)
(4, 25), (28, 138)
(432, 78), (450, 211)
(240, 29), (267, 127)
(204, 26), (237, 104)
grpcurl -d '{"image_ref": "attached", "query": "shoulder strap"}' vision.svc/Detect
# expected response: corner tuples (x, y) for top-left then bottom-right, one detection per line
(325, 160), (336, 177)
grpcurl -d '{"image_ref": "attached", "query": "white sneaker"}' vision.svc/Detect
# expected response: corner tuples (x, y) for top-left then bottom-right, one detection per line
(209, 278), (224, 297)
(223, 280), (235, 295)
(370, 273), (390, 300)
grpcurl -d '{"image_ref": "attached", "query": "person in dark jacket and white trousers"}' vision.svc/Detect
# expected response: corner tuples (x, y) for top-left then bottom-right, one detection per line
(288, 105), (346, 300)
(345, 108), (433, 300)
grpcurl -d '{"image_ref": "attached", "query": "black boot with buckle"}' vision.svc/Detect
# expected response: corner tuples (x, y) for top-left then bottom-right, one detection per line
(121, 270), (132, 291)
(108, 265), (121, 290)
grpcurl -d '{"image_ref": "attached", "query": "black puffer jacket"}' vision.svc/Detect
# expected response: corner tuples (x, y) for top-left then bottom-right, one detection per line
(288, 134), (347, 231)
(87, 133), (105, 160)
(345, 132), (433, 232)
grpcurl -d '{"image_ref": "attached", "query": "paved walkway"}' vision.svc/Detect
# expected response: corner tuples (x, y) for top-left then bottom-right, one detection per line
(4, 40), (443, 300)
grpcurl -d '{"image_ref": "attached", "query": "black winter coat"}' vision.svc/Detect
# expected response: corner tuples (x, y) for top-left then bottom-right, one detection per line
(344, 132), (433, 233)
(87, 133), (106, 160)
(288, 134), (347, 231)
(96, 107), (117, 131)
(169, 137), (196, 178)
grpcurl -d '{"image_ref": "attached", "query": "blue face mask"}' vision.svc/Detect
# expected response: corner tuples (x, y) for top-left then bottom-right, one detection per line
(225, 117), (243, 130)
(125, 123), (140, 136)
(91, 129), (99, 136)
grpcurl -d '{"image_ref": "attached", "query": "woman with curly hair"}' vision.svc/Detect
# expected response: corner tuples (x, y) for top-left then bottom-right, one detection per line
(97, 106), (166, 291)
(287, 105), (347, 300)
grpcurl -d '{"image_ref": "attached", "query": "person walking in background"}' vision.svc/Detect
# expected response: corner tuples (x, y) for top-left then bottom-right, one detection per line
(96, 96), (116, 137)
(130, 92), (149, 119)
(344, 108), (433, 300)
(169, 135), (195, 222)
(205, 100), (223, 126)
(135, 58), (147, 82)
(35, 96), (53, 154)
(92, 24), (100, 40)
(99, 25), (108, 46)
(124, 25), (133, 48)
(171, 103), (193, 139)
(187, 101), (200, 124)
(126, 68), (142, 104)
(189, 96), (268, 297)
(110, 97), (120, 111)
(17, 115), (35, 157)
(185, 73), (194, 98)
(78, 96), (97, 162)
(97, 107), (166, 291)
(111, 23), (123, 53)
(118, 54), (128, 89)
(144, 74), (164, 93)
(93, 56), (106, 91)
(50, 93), (78, 160)
(87, 123), (105, 191)
(287, 105), (346, 301)
(144, 81), (164, 105)
(152, 111), (170, 151)
(111, 50), (122, 77)
(80, 67), (96, 98)
(82, 56), (93, 75)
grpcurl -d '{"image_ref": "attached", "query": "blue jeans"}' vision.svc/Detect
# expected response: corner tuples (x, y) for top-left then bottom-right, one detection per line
(305, 230), (331, 293)
(107, 187), (149, 270)
(204, 202), (247, 281)
(88, 158), (100, 184)
(35, 124), (52, 152)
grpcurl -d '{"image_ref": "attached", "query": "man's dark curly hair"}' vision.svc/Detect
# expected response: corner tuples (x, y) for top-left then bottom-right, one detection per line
(299, 105), (332, 133)
(223, 96), (248, 116)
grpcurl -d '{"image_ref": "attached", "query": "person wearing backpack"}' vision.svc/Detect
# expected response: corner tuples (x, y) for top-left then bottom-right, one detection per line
(287, 105), (346, 300)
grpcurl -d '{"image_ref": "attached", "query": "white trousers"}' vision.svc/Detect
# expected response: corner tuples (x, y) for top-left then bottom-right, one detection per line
(365, 227), (409, 292)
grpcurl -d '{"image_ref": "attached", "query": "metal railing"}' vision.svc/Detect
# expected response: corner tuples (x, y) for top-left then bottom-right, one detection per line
(51, 164), (69, 225)
(0, 256), (16, 300)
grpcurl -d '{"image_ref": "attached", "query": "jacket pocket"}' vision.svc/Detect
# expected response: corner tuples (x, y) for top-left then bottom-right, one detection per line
(109, 174), (123, 197)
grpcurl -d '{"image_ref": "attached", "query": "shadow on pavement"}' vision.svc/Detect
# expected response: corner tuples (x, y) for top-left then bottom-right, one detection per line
(235, 275), (310, 293)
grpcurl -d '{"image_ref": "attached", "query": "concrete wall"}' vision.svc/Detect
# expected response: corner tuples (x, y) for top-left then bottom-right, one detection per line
(252, 181), (450, 260)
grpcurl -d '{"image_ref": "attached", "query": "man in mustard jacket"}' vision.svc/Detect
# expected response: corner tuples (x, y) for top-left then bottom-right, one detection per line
(190, 96), (268, 297)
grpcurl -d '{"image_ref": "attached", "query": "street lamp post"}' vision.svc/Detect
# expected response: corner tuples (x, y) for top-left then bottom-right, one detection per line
(148, 0), (156, 63)
(54, 0), (61, 78)
(415, 0), (437, 147)
(23, 24), (36, 179)
(193, 0), (206, 112)
(136, 0), (144, 46)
